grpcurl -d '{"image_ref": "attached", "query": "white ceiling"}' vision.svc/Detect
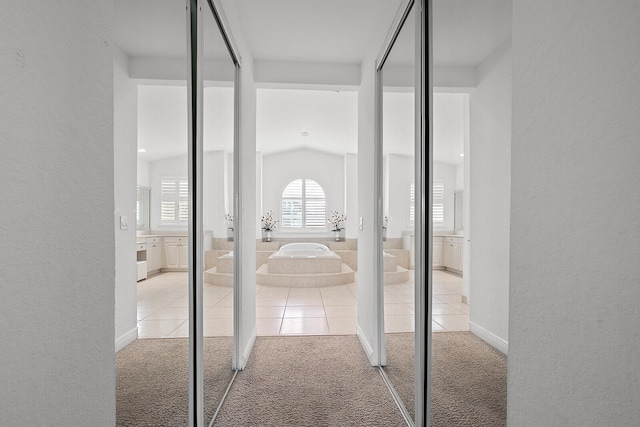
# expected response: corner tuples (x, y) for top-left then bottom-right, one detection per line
(118, 0), (511, 165)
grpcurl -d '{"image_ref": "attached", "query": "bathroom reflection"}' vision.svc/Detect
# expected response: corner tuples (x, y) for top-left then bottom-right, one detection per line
(381, 3), (416, 422)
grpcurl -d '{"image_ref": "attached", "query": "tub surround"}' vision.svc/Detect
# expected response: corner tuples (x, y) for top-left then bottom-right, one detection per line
(204, 237), (411, 287)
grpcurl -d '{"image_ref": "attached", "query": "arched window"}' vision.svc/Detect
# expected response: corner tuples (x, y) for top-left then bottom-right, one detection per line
(281, 178), (326, 229)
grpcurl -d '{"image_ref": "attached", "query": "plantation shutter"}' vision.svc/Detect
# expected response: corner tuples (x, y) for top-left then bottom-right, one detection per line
(433, 180), (444, 224)
(409, 182), (415, 225)
(304, 179), (326, 228)
(281, 179), (303, 228)
(280, 178), (326, 229)
(160, 177), (189, 223)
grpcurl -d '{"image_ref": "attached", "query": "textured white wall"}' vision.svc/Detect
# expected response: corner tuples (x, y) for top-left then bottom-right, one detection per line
(114, 46), (139, 350)
(468, 44), (511, 349)
(509, 1), (640, 424)
(0, 1), (115, 425)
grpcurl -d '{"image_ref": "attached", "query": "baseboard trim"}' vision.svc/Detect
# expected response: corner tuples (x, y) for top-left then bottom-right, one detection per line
(115, 327), (138, 352)
(469, 321), (508, 355)
(356, 323), (377, 366)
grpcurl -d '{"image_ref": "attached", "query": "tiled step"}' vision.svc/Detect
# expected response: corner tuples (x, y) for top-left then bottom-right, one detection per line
(256, 263), (355, 288)
(203, 267), (233, 287)
(384, 266), (410, 284)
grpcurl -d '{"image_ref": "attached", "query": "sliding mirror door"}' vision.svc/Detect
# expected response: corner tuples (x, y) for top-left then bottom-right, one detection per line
(115, 0), (192, 424)
(201, 0), (238, 423)
(379, 1), (417, 423)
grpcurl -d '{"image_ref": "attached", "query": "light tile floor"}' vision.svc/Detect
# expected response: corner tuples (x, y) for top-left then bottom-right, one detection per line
(136, 270), (467, 338)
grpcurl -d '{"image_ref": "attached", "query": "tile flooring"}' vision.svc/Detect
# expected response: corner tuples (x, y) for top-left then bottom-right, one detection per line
(136, 270), (467, 338)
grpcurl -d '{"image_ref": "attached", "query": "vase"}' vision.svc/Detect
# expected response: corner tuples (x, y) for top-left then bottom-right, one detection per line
(265, 230), (271, 242)
(334, 230), (341, 242)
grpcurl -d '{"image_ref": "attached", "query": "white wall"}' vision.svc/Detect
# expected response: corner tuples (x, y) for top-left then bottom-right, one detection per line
(509, 1), (640, 424)
(468, 43), (511, 351)
(114, 46), (139, 350)
(0, 1), (115, 425)
(262, 148), (345, 237)
(385, 154), (415, 237)
(345, 153), (358, 238)
(219, 1), (258, 369)
(357, 49), (384, 366)
(236, 53), (258, 369)
(137, 158), (150, 188)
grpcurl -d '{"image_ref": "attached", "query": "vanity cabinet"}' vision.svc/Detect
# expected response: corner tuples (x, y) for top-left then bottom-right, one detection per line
(432, 237), (443, 268)
(136, 243), (147, 281)
(146, 236), (162, 274)
(443, 236), (463, 273)
(164, 236), (189, 270)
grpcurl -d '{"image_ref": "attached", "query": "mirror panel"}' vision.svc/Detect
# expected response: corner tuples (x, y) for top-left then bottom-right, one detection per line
(136, 186), (150, 230)
(381, 2), (416, 422)
(202, 2), (237, 423)
(117, 0), (190, 424)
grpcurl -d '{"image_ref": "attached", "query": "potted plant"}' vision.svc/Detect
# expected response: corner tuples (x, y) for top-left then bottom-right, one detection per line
(224, 213), (234, 241)
(383, 216), (389, 241)
(261, 210), (278, 242)
(327, 210), (346, 241)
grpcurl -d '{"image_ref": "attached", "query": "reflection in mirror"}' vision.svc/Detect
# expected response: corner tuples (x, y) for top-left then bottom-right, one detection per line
(136, 186), (150, 230)
(115, 0), (190, 424)
(454, 190), (463, 231)
(381, 2), (416, 422)
(202, 2), (237, 423)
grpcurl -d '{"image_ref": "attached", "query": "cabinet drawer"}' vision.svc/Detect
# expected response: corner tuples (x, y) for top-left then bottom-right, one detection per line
(146, 236), (160, 244)
(136, 243), (146, 251)
(445, 236), (462, 243)
(164, 236), (187, 244)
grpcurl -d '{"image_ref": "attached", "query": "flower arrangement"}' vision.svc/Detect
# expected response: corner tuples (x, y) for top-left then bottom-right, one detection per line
(261, 210), (278, 231)
(383, 216), (389, 230)
(224, 213), (233, 224)
(327, 210), (347, 232)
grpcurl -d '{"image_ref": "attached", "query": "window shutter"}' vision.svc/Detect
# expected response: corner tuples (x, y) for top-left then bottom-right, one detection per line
(160, 177), (189, 223)
(304, 179), (326, 228)
(433, 180), (444, 224)
(280, 178), (326, 229)
(409, 183), (415, 225)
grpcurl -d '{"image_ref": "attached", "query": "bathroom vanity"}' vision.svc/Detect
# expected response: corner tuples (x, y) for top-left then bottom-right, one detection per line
(433, 234), (463, 275)
(136, 234), (189, 279)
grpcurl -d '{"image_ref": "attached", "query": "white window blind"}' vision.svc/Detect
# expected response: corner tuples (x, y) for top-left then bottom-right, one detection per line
(409, 183), (415, 225)
(433, 180), (444, 224)
(281, 178), (326, 229)
(160, 177), (189, 223)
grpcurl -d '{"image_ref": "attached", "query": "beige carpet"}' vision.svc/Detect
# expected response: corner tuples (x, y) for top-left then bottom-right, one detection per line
(383, 333), (417, 419)
(213, 335), (407, 426)
(117, 333), (506, 426)
(116, 337), (234, 426)
(432, 332), (507, 426)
